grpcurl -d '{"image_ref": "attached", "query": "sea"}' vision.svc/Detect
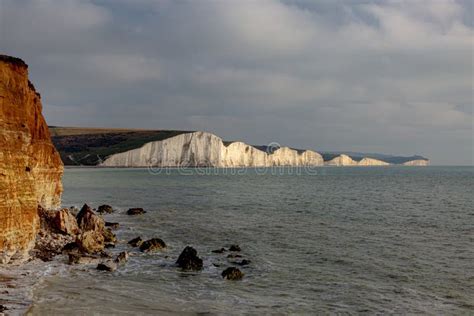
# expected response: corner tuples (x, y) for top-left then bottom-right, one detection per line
(23, 166), (474, 314)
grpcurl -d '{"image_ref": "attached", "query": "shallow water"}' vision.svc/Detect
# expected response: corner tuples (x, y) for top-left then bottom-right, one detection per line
(28, 167), (473, 314)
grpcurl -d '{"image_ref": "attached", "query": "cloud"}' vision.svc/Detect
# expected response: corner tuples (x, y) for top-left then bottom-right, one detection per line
(0, 0), (472, 164)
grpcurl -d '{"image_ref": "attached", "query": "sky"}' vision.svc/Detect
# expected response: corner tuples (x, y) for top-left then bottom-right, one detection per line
(0, 0), (472, 165)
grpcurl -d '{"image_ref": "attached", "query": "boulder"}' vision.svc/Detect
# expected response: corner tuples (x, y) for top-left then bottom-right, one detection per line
(97, 204), (114, 214)
(139, 238), (166, 252)
(102, 228), (117, 244)
(236, 259), (251, 266)
(115, 251), (129, 265)
(176, 246), (203, 270)
(229, 245), (241, 252)
(127, 208), (146, 215)
(105, 222), (120, 229)
(212, 248), (226, 254)
(128, 237), (143, 247)
(97, 260), (117, 272)
(68, 253), (100, 265)
(53, 208), (80, 235)
(222, 267), (244, 280)
(76, 231), (104, 254)
(76, 204), (105, 232)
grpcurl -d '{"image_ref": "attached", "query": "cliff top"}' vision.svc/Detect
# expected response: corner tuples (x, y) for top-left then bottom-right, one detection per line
(0, 54), (28, 68)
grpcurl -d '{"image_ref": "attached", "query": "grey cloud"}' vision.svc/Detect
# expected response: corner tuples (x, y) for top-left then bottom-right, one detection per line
(0, 0), (472, 165)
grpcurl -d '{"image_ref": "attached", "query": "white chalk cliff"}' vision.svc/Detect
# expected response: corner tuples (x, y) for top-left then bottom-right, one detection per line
(403, 159), (430, 166)
(101, 131), (324, 167)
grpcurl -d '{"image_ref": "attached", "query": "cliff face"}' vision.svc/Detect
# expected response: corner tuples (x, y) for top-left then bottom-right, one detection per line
(357, 157), (390, 166)
(0, 55), (63, 263)
(325, 154), (357, 166)
(102, 131), (324, 167)
(403, 159), (430, 166)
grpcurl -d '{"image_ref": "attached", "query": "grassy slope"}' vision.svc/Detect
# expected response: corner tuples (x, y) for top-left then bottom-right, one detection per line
(50, 127), (192, 165)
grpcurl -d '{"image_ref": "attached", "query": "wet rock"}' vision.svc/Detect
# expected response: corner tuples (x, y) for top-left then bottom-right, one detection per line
(222, 267), (244, 280)
(68, 253), (100, 265)
(212, 248), (226, 254)
(236, 259), (251, 266)
(176, 246), (203, 270)
(76, 204), (105, 232)
(0, 304), (8, 312)
(97, 204), (114, 214)
(128, 237), (143, 247)
(105, 222), (120, 229)
(127, 208), (146, 215)
(227, 254), (242, 259)
(229, 245), (241, 252)
(76, 230), (105, 254)
(115, 251), (129, 265)
(102, 228), (117, 244)
(34, 228), (75, 261)
(62, 242), (79, 252)
(53, 208), (80, 235)
(139, 238), (166, 252)
(97, 260), (117, 272)
(105, 243), (116, 249)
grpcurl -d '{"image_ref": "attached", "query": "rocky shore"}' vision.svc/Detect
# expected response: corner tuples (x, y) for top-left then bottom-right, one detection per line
(0, 203), (250, 314)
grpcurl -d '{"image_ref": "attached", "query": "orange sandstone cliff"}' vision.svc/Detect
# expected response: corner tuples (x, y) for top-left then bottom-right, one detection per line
(0, 55), (63, 263)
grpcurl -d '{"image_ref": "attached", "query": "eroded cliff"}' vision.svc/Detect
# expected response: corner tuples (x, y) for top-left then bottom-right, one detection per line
(0, 55), (63, 263)
(101, 131), (325, 167)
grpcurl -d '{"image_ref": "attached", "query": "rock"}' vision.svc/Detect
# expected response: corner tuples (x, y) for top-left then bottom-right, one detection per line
(105, 222), (120, 229)
(105, 243), (115, 249)
(127, 208), (146, 215)
(227, 254), (242, 259)
(97, 204), (114, 214)
(176, 246), (203, 270)
(62, 242), (79, 252)
(97, 260), (117, 272)
(0, 304), (8, 312)
(102, 228), (117, 244)
(236, 259), (251, 266)
(229, 245), (241, 252)
(139, 238), (166, 252)
(76, 204), (105, 232)
(53, 208), (80, 235)
(115, 251), (129, 265)
(76, 231), (105, 254)
(68, 253), (100, 265)
(222, 267), (244, 280)
(212, 248), (226, 254)
(128, 237), (143, 247)
(69, 206), (79, 216)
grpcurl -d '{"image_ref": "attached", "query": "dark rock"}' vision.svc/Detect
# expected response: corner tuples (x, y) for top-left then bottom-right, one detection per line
(227, 254), (242, 259)
(139, 238), (166, 252)
(102, 228), (117, 243)
(105, 222), (120, 229)
(222, 267), (244, 280)
(236, 259), (251, 266)
(229, 245), (241, 252)
(176, 246), (203, 270)
(212, 248), (226, 254)
(128, 237), (143, 247)
(97, 204), (114, 214)
(97, 260), (117, 272)
(127, 208), (146, 215)
(62, 242), (79, 252)
(105, 243), (115, 249)
(76, 204), (105, 232)
(0, 304), (8, 312)
(115, 251), (129, 265)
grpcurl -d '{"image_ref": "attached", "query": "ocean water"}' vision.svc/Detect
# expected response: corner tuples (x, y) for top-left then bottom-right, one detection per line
(28, 167), (473, 315)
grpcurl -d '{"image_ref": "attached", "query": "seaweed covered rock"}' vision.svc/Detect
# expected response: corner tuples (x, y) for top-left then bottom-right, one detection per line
(97, 204), (114, 214)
